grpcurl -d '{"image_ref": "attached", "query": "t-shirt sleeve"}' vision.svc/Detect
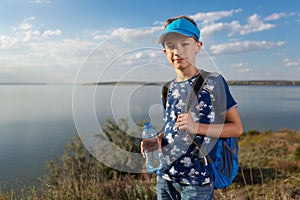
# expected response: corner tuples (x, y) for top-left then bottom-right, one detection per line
(221, 75), (237, 111)
(206, 73), (237, 116)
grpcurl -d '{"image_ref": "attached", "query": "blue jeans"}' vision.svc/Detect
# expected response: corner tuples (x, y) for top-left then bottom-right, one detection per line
(156, 176), (214, 200)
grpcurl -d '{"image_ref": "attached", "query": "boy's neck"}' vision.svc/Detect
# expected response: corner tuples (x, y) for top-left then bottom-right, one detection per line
(176, 67), (199, 82)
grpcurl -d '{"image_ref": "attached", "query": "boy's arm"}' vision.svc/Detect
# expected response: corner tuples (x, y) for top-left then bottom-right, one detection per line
(177, 107), (243, 138)
(157, 132), (164, 150)
(157, 131), (164, 139)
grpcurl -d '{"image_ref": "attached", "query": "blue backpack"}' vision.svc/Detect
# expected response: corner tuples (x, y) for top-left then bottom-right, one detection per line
(193, 135), (239, 189)
(161, 70), (239, 189)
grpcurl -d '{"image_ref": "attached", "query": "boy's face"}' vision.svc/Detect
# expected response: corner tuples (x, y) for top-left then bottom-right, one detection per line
(163, 33), (201, 70)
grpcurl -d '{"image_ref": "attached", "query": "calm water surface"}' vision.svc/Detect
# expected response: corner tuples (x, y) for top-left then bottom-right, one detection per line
(0, 85), (299, 188)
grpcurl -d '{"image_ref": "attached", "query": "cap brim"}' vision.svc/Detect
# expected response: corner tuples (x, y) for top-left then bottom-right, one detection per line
(157, 18), (200, 45)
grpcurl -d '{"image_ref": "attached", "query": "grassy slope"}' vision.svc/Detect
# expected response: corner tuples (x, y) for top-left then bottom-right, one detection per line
(215, 129), (300, 199)
(0, 129), (300, 200)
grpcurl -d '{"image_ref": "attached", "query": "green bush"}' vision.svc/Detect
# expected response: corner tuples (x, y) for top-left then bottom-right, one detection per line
(242, 129), (260, 137)
(42, 118), (153, 199)
(295, 147), (300, 160)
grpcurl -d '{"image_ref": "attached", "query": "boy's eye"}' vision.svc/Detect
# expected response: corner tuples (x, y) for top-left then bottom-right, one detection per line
(182, 43), (190, 46)
(166, 45), (175, 50)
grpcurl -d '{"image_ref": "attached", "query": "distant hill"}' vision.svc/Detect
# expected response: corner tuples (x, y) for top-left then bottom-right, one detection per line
(0, 82), (47, 85)
(86, 80), (300, 86)
(227, 80), (300, 86)
(1, 80), (299, 86)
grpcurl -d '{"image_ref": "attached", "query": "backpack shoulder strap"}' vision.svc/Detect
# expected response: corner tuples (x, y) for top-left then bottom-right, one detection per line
(193, 138), (214, 165)
(186, 70), (214, 164)
(193, 70), (211, 97)
(161, 70), (211, 111)
(161, 80), (173, 109)
(185, 70), (211, 113)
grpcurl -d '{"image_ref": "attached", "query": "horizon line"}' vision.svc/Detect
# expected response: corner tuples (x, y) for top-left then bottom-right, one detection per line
(1, 80), (300, 86)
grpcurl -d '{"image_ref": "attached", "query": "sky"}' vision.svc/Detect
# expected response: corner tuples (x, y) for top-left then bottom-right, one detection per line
(1, 0), (300, 83)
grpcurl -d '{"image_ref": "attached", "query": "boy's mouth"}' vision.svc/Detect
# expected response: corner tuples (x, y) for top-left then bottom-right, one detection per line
(174, 58), (184, 63)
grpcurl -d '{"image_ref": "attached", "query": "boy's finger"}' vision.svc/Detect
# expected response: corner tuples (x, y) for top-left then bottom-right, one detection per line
(140, 141), (146, 158)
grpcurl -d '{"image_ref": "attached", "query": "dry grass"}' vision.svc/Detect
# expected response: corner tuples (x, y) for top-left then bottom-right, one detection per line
(0, 129), (300, 200)
(215, 129), (300, 200)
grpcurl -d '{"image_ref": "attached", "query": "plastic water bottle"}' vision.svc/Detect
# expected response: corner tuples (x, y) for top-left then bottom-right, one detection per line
(142, 122), (161, 173)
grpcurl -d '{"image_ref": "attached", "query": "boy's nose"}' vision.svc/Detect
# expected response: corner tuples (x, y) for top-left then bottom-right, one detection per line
(173, 48), (183, 56)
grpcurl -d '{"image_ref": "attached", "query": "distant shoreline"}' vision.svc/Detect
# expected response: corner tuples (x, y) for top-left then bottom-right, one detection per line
(0, 83), (47, 85)
(84, 80), (300, 86)
(227, 80), (300, 86)
(1, 80), (300, 86)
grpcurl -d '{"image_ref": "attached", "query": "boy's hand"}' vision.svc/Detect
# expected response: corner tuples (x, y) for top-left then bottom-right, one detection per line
(177, 113), (198, 133)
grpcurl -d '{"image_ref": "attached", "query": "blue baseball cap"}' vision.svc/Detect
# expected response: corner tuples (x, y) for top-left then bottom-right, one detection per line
(158, 18), (200, 44)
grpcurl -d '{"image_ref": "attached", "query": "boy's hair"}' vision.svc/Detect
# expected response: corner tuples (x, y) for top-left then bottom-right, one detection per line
(163, 16), (197, 30)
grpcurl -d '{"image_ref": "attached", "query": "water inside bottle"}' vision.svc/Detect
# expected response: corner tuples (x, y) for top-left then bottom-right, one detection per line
(143, 138), (158, 152)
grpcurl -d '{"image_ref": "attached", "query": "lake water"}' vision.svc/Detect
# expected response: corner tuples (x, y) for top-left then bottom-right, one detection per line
(0, 85), (299, 189)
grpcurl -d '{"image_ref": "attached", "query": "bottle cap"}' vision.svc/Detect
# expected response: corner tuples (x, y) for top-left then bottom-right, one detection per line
(144, 122), (152, 129)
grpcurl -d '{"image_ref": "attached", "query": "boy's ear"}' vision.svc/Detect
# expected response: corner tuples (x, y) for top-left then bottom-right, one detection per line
(163, 49), (167, 55)
(196, 41), (202, 53)
(197, 41), (202, 48)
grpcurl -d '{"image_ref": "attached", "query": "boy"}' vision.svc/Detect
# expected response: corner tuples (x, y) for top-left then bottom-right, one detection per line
(142, 16), (242, 200)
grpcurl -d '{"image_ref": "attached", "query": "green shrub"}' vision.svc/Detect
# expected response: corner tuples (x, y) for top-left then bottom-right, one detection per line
(295, 147), (300, 160)
(243, 130), (260, 136)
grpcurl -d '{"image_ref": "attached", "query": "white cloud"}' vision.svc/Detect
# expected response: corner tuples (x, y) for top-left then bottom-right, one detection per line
(0, 38), (96, 83)
(90, 30), (111, 40)
(42, 29), (62, 38)
(191, 11), (277, 38)
(1, 17), (63, 46)
(27, 39), (95, 62)
(110, 27), (161, 42)
(209, 40), (285, 55)
(126, 52), (144, 60)
(153, 21), (164, 26)
(201, 22), (229, 37)
(16, 17), (35, 31)
(152, 10), (278, 38)
(123, 50), (163, 66)
(1, 10), (296, 83)
(19, 23), (33, 31)
(231, 62), (250, 73)
(29, 0), (51, 4)
(283, 58), (299, 67)
(264, 12), (297, 21)
(264, 12), (288, 21)
(90, 26), (161, 43)
(0, 17), (91, 83)
(0, 35), (18, 48)
(285, 62), (298, 67)
(22, 29), (62, 42)
(229, 14), (275, 36)
(191, 9), (242, 24)
(240, 68), (251, 73)
(232, 62), (248, 67)
(22, 30), (40, 42)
